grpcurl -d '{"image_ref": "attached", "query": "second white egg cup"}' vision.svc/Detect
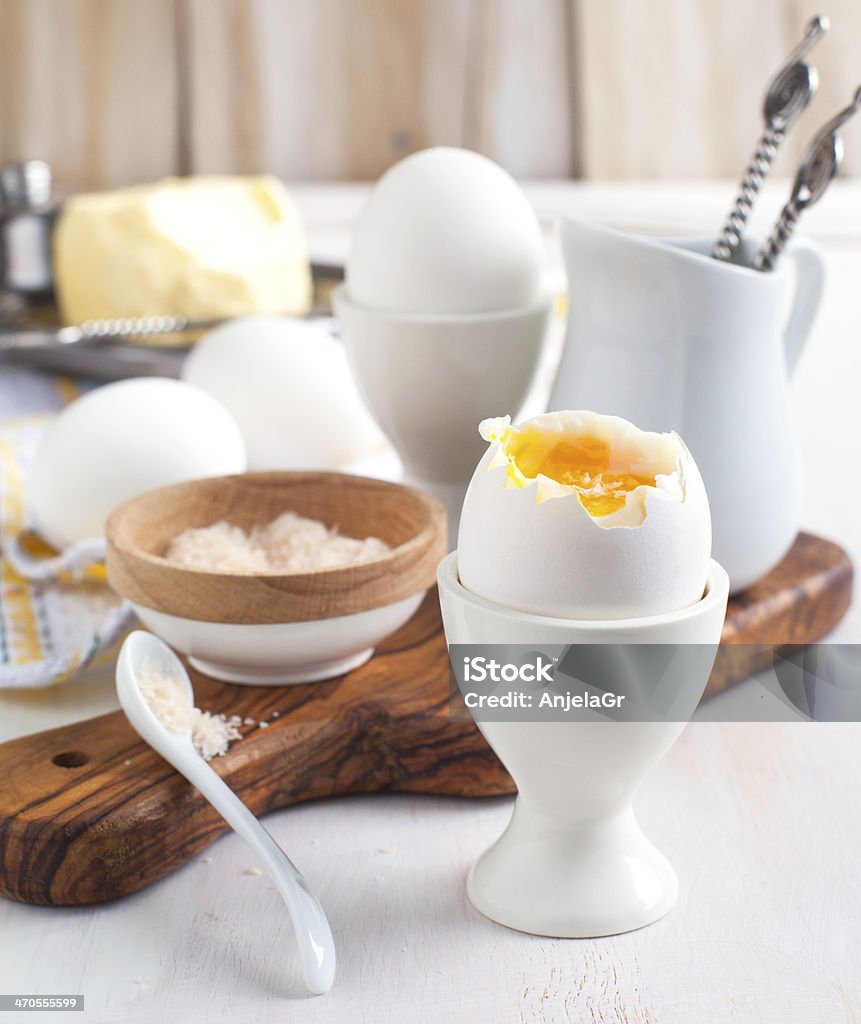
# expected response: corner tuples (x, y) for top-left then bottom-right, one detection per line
(333, 287), (551, 547)
(437, 552), (729, 938)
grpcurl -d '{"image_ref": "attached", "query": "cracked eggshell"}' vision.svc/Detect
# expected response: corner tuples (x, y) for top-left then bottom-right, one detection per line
(456, 411), (712, 621)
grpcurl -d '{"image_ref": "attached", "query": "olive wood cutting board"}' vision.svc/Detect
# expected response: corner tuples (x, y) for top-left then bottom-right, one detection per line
(0, 531), (851, 906)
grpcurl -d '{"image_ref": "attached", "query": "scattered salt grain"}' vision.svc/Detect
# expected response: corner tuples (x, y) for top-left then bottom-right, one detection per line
(165, 511), (389, 574)
(243, 866), (262, 876)
(243, 717), (256, 726)
(123, 759), (132, 766)
(271, 711), (280, 718)
(258, 720), (269, 729)
(137, 665), (241, 761)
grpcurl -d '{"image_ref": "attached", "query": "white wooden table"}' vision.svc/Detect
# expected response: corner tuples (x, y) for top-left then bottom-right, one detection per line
(1, 182), (860, 1023)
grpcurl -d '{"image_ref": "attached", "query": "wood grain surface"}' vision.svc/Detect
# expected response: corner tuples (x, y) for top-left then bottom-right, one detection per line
(0, 531), (851, 907)
(3, 724), (859, 1022)
(0, 591), (509, 907)
(0, 0), (180, 191)
(575, 0), (861, 181)
(105, 472), (447, 623)
(708, 531), (853, 695)
(5, 0), (859, 187)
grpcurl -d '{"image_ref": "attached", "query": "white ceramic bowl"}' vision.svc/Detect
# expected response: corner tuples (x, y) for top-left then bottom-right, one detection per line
(131, 593), (424, 685)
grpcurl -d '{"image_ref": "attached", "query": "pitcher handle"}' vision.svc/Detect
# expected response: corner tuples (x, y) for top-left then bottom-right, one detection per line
(783, 239), (826, 377)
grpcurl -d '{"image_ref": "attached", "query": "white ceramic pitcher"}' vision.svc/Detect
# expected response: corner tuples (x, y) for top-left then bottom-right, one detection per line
(551, 219), (825, 592)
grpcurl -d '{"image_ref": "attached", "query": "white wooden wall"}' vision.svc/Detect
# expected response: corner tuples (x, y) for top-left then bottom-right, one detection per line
(1, 0), (859, 190)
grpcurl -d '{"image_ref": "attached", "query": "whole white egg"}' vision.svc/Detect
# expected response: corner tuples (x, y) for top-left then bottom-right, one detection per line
(29, 378), (246, 549)
(346, 147), (544, 314)
(182, 315), (384, 470)
(457, 411), (712, 620)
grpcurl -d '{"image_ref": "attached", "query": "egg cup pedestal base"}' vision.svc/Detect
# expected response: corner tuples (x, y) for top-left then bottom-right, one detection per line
(437, 551), (730, 939)
(467, 800), (678, 938)
(188, 648), (374, 686)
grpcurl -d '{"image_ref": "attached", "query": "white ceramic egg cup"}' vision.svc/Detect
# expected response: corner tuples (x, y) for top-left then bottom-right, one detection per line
(333, 287), (552, 548)
(437, 552), (729, 938)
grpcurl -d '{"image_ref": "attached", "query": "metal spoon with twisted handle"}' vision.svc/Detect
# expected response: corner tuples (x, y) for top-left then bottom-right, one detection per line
(755, 86), (861, 271)
(712, 15), (828, 262)
(0, 314), (223, 352)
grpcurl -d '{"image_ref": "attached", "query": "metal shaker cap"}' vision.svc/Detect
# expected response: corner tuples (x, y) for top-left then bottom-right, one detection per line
(0, 160), (53, 212)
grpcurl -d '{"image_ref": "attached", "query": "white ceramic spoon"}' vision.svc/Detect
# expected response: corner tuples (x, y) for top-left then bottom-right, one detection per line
(116, 630), (336, 996)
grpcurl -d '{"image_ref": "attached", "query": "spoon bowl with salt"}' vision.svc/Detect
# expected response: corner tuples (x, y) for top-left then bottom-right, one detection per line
(116, 630), (336, 996)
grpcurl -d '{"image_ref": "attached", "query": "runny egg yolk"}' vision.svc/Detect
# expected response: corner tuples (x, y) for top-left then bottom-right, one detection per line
(512, 435), (656, 516)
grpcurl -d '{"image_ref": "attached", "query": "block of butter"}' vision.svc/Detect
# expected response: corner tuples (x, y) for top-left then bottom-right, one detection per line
(54, 175), (312, 324)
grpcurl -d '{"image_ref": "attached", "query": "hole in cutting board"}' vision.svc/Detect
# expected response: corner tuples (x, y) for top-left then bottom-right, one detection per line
(52, 751), (89, 768)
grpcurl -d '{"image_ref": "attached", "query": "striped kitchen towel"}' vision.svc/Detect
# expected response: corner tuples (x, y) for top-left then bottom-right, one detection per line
(0, 371), (131, 688)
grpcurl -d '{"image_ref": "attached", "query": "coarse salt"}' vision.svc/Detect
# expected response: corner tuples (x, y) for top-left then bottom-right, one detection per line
(164, 511), (389, 573)
(137, 665), (242, 761)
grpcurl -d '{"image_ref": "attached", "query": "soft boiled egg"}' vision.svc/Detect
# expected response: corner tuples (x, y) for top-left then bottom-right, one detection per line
(457, 410), (712, 620)
(29, 378), (246, 549)
(346, 147), (544, 315)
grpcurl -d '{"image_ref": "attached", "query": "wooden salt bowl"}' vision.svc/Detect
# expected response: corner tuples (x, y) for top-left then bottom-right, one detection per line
(105, 471), (448, 624)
